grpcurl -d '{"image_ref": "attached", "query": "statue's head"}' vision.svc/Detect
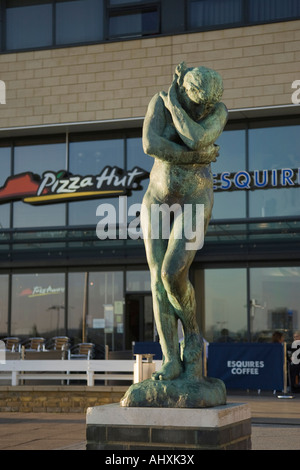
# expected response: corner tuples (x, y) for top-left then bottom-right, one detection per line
(176, 62), (224, 120)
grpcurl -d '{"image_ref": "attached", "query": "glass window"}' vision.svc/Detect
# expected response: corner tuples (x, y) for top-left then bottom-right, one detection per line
(126, 137), (152, 207)
(88, 271), (124, 351)
(250, 187), (300, 218)
(189, 0), (243, 29)
(126, 270), (151, 292)
(0, 147), (11, 186)
(250, 267), (300, 343)
(212, 191), (246, 220)
(68, 271), (124, 355)
(109, 0), (148, 4)
(68, 138), (124, 226)
(13, 203), (63, 229)
(212, 130), (246, 220)
(13, 143), (66, 228)
(214, 130), (246, 174)
(68, 271), (86, 344)
(125, 138), (152, 245)
(6, 0), (53, 51)
(0, 147), (11, 228)
(11, 273), (65, 338)
(249, 125), (300, 218)
(204, 268), (247, 342)
(109, 7), (159, 38)
(0, 274), (9, 337)
(14, 142), (66, 175)
(249, 0), (300, 22)
(56, 0), (104, 45)
(69, 138), (124, 176)
(249, 125), (300, 171)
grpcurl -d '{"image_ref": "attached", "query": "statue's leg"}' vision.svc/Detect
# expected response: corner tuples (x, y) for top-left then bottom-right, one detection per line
(141, 197), (182, 381)
(161, 210), (203, 378)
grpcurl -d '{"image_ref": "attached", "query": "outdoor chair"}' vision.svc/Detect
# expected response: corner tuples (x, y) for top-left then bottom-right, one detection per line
(0, 338), (20, 360)
(45, 336), (70, 359)
(22, 337), (46, 351)
(3, 337), (21, 352)
(46, 336), (70, 351)
(68, 342), (95, 360)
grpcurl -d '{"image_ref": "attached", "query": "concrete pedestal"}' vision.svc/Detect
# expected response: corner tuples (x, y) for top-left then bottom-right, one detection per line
(86, 402), (251, 450)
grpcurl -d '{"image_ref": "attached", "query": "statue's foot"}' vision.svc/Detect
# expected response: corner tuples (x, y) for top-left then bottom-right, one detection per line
(183, 360), (202, 380)
(152, 359), (182, 381)
(182, 333), (203, 364)
(180, 334), (203, 380)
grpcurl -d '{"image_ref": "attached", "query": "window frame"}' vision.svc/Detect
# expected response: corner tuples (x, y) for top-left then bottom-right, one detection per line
(4, 0), (54, 52)
(106, 0), (161, 39)
(187, 0), (300, 33)
(55, 0), (105, 46)
(0, 0), (300, 53)
(187, 0), (246, 32)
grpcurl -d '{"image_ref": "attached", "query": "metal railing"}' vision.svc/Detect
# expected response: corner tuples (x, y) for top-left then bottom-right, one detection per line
(0, 216), (299, 256)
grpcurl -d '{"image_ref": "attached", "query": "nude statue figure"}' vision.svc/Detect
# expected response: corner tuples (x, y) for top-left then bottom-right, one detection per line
(141, 62), (228, 382)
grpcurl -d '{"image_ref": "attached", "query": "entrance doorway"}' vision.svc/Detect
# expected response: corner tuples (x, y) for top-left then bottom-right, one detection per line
(125, 294), (154, 349)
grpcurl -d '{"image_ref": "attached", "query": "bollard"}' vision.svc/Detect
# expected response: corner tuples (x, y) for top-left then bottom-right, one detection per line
(133, 353), (156, 383)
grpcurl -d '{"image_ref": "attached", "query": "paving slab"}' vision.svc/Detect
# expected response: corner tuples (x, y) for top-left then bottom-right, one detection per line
(0, 393), (299, 451)
(0, 412), (86, 450)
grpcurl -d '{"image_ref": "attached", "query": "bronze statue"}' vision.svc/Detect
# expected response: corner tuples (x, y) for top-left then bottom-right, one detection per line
(121, 63), (228, 407)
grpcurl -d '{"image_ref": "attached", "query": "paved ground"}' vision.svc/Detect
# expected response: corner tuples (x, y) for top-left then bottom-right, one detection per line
(0, 392), (299, 451)
(0, 412), (86, 451)
(228, 393), (300, 451)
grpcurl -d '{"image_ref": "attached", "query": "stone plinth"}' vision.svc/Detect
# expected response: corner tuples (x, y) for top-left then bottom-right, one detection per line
(86, 402), (251, 450)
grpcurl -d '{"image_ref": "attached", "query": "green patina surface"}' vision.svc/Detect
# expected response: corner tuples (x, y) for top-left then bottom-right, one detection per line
(121, 63), (228, 408)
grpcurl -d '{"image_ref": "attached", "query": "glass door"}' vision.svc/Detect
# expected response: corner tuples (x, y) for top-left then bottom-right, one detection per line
(204, 268), (248, 342)
(125, 293), (154, 349)
(250, 267), (300, 343)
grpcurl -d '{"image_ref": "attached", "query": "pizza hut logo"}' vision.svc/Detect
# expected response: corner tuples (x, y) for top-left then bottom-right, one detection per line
(0, 166), (149, 205)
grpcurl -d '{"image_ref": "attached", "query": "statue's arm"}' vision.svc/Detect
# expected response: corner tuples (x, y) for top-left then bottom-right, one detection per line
(162, 78), (228, 151)
(142, 93), (204, 164)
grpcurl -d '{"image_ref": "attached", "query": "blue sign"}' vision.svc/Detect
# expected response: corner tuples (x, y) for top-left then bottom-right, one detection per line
(213, 168), (300, 192)
(207, 342), (284, 390)
(133, 341), (162, 360)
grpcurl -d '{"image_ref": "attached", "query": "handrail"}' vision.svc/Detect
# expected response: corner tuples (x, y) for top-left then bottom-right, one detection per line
(0, 359), (137, 386)
(0, 217), (299, 246)
(0, 215), (299, 235)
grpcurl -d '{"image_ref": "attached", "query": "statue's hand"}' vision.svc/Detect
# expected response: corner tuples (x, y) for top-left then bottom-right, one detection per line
(159, 76), (179, 113)
(159, 90), (168, 108)
(175, 62), (188, 85)
(168, 75), (178, 103)
(199, 144), (220, 163)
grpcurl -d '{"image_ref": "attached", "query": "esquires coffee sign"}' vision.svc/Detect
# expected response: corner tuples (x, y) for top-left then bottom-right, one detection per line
(213, 167), (300, 192)
(0, 166), (149, 205)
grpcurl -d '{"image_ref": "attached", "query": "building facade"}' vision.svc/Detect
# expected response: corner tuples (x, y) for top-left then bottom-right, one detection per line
(0, 0), (300, 356)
